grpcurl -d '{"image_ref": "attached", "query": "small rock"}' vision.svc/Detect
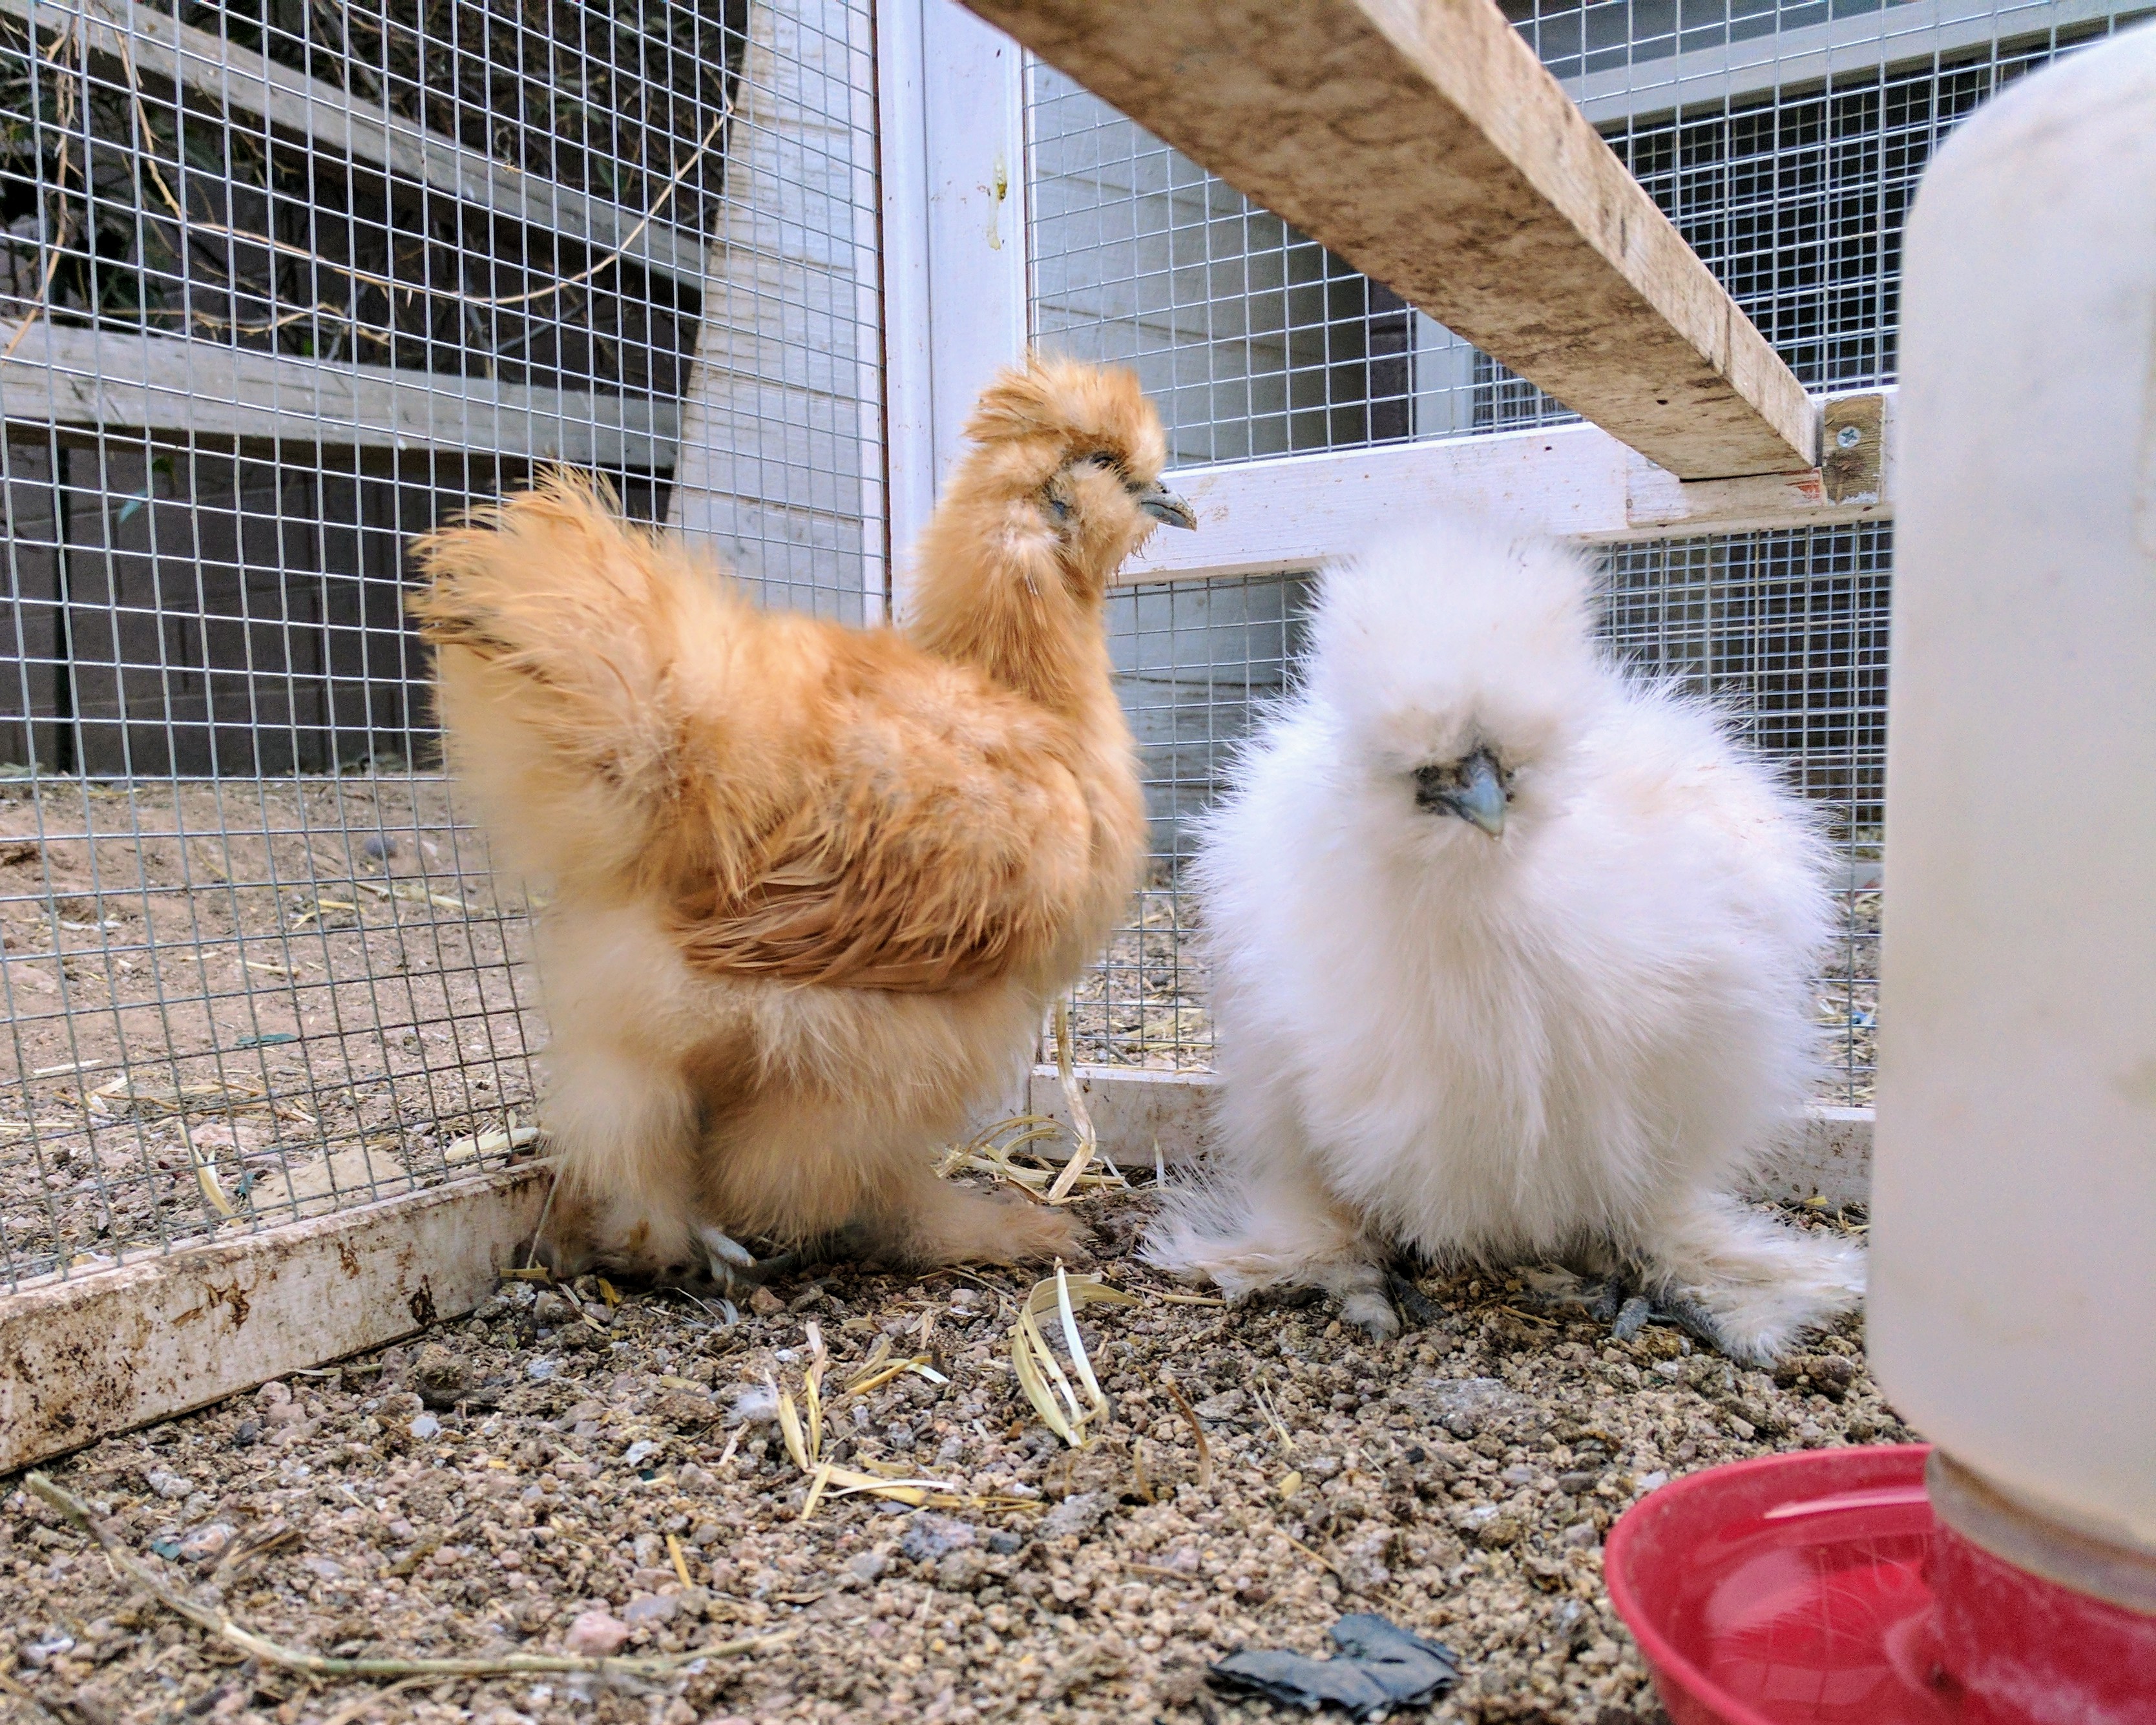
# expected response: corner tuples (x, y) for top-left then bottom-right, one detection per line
(1561, 1520), (1602, 1549)
(145, 1469), (193, 1501)
(408, 1414), (442, 1441)
(564, 1609), (631, 1658)
(361, 834), (397, 861)
(1041, 1492), (1112, 1542)
(232, 1420), (260, 1448)
(532, 1292), (571, 1328)
(1193, 1388), (1248, 1421)
(255, 1381), (292, 1409)
(19, 1634), (74, 1669)
(1475, 1515), (1523, 1549)
(525, 1359), (558, 1382)
(846, 1550), (889, 1584)
(621, 1439), (662, 1469)
(656, 1390), (714, 1429)
(899, 1512), (979, 1563)
(986, 1529), (1025, 1556)
(1334, 1527), (1396, 1591)
(414, 1343), (470, 1410)
(1397, 1375), (1536, 1440)
(176, 1523), (232, 1563)
(620, 1593), (677, 1626)
(300, 1555), (346, 1582)
(748, 1286), (784, 1317)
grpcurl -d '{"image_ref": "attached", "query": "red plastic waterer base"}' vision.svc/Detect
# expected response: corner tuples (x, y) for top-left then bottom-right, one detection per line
(1604, 1444), (2156, 1725)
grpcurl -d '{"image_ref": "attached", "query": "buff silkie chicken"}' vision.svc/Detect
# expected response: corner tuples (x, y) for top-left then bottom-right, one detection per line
(1149, 517), (1865, 1363)
(410, 356), (1191, 1289)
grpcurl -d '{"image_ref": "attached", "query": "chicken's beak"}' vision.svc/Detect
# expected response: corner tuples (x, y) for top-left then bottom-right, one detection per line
(1419, 749), (1509, 839)
(1136, 483), (1197, 530)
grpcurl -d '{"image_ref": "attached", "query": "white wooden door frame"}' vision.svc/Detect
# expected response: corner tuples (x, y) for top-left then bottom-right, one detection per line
(876, 0), (1031, 605)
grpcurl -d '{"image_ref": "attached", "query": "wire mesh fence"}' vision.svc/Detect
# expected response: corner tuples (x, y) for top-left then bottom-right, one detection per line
(1030, 1), (2126, 1094)
(0, 0), (882, 1291)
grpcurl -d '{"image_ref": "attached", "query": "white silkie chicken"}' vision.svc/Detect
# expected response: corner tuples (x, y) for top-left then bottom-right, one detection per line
(1149, 518), (1865, 1363)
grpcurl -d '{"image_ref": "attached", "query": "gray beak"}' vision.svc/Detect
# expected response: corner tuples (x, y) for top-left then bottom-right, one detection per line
(1136, 483), (1197, 530)
(1417, 748), (1509, 839)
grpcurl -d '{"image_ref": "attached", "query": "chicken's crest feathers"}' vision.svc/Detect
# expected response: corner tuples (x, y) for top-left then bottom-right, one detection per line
(961, 353), (1168, 480)
(1304, 519), (1609, 782)
(907, 353), (1178, 715)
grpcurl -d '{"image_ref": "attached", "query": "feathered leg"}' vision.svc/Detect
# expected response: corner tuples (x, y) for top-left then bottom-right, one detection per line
(1146, 1078), (1397, 1337)
(1624, 1189), (1866, 1364)
(536, 1031), (705, 1281)
(869, 1160), (1084, 1268)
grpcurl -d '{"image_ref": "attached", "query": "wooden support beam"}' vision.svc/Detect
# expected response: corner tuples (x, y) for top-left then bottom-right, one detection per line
(0, 320), (680, 468)
(0, 1167), (546, 1474)
(1122, 391), (1890, 583)
(1024, 1064), (1872, 1209)
(0, 0), (707, 284)
(959, 0), (1819, 480)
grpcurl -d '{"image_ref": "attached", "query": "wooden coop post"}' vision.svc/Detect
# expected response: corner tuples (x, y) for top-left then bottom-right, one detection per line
(669, 0), (886, 614)
(956, 0), (1821, 481)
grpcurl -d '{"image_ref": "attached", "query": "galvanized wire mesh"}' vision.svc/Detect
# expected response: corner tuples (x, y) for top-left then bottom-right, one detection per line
(1031, 2), (2124, 1096)
(0, 0), (883, 1290)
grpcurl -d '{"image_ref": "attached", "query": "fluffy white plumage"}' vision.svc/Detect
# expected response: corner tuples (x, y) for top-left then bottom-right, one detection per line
(1147, 517), (1865, 1363)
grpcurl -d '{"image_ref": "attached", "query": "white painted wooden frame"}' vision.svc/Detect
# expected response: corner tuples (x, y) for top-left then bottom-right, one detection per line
(876, 0), (1031, 602)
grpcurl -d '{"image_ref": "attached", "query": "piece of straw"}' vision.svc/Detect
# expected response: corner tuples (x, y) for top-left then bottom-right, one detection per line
(23, 1472), (792, 1680)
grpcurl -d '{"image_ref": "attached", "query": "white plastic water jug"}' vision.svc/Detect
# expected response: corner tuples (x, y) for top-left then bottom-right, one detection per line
(1876, 17), (2156, 1566)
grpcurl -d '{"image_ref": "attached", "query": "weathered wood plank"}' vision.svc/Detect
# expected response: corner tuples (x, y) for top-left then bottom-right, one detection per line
(0, 1166), (547, 1474)
(0, 0), (707, 282)
(0, 321), (680, 467)
(1025, 1063), (1872, 1208)
(959, 0), (1818, 480)
(1118, 392), (1891, 584)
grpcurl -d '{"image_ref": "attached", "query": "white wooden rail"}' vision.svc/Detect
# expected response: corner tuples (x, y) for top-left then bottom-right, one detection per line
(1125, 390), (1892, 583)
(1022, 1065), (1875, 1211)
(1565, 0), (2122, 123)
(0, 1168), (547, 1477)
(0, 0), (707, 284)
(0, 320), (680, 466)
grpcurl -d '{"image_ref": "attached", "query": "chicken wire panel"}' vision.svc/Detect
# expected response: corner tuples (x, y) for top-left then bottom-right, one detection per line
(1068, 533), (1885, 1103)
(1025, 2), (2144, 451)
(1063, 572), (1313, 1070)
(1601, 525), (1890, 1105)
(1026, 63), (1421, 468)
(0, 0), (884, 1291)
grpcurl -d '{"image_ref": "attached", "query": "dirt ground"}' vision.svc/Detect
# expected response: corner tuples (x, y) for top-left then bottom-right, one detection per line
(1, 1184), (1898, 1725)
